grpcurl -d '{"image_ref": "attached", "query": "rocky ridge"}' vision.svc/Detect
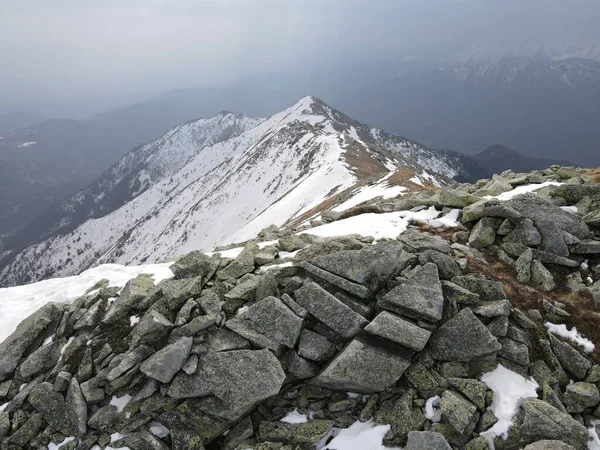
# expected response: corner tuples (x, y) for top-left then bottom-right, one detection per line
(1, 166), (600, 449)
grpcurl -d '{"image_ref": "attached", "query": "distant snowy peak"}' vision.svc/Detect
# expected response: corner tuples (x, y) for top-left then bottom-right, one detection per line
(0, 96), (471, 286)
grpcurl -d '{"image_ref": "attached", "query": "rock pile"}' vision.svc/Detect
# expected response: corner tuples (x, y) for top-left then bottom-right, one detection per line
(1, 166), (600, 449)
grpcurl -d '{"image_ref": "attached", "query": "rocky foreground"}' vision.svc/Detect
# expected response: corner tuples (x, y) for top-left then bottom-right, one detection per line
(1, 166), (600, 449)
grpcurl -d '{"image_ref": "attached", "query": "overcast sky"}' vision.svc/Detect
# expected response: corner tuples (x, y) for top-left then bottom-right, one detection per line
(1, 0), (599, 118)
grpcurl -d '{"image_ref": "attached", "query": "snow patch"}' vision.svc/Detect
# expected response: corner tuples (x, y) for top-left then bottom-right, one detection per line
(545, 322), (595, 353)
(48, 437), (76, 450)
(332, 173), (407, 213)
(149, 421), (170, 438)
(425, 396), (442, 423)
(280, 409), (308, 424)
(561, 205), (579, 214)
(129, 316), (140, 327)
(109, 394), (132, 413)
(322, 420), (400, 450)
(483, 181), (562, 201)
(427, 208), (461, 228)
(480, 365), (539, 446)
(0, 262), (173, 344)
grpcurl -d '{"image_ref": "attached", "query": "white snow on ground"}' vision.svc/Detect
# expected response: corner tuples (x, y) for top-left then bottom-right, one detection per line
(0, 263), (173, 344)
(425, 396), (442, 423)
(321, 420), (400, 450)
(545, 322), (595, 353)
(427, 209), (461, 227)
(480, 365), (539, 447)
(280, 409), (308, 424)
(589, 421), (600, 450)
(258, 262), (293, 272)
(109, 394), (132, 413)
(129, 316), (140, 327)
(208, 247), (244, 259)
(561, 205), (579, 214)
(332, 173), (407, 212)
(48, 437), (76, 450)
(409, 176), (424, 186)
(149, 421), (170, 438)
(298, 208), (442, 241)
(484, 181), (562, 201)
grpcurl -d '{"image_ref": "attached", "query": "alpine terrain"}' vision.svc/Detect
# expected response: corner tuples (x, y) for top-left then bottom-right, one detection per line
(0, 96), (479, 287)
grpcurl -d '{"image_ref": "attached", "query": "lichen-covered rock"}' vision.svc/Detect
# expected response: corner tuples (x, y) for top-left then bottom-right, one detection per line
(171, 250), (219, 281)
(258, 419), (333, 444)
(439, 189), (481, 208)
(65, 378), (87, 437)
(472, 300), (512, 318)
(523, 440), (575, 450)
(429, 308), (501, 362)
(29, 382), (70, 434)
(468, 217), (497, 249)
(140, 337), (193, 383)
(447, 378), (487, 411)
(0, 302), (64, 381)
(404, 431), (452, 449)
(440, 390), (477, 434)
(169, 349), (285, 418)
(312, 337), (412, 393)
(504, 218), (542, 247)
(451, 275), (506, 301)
(398, 228), (452, 254)
(19, 338), (64, 378)
(516, 399), (588, 449)
(378, 263), (445, 322)
(549, 335), (592, 380)
(563, 381), (600, 413)
(294, 281), (367, 338)
(531, 260), (556, 292)
(516, 248), (533, 282)
(365, 311), (431, 351)
(297, 329), (336, 362)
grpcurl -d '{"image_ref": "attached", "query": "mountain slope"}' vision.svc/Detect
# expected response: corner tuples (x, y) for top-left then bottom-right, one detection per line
(472, 144), (573, 174)
(0, 96), (475, 286)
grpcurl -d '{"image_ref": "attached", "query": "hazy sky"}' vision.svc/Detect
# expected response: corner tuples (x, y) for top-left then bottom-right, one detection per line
(2, 0), (599, 117)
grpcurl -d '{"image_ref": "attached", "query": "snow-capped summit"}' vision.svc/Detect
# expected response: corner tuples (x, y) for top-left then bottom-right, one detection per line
(0, 96), (476, 286)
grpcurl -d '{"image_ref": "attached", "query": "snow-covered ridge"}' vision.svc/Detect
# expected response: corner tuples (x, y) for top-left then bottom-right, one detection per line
(0, 96), (469, 286)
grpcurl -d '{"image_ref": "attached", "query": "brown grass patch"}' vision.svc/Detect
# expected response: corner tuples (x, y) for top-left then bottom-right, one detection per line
(342, 147), (389, 179)
(468, 252), (600, 361)
(416, 223), (468, 240)
(587, 168), (600, 184)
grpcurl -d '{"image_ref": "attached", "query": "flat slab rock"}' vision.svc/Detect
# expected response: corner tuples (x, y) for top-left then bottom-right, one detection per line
(168, 349), (285, 417)
(378, 263), (444, 322)
(294, 280), (368, 339)
(428, 308), (501, 362)
(312, 336), (412, 393)
(365, 311), (431, 352)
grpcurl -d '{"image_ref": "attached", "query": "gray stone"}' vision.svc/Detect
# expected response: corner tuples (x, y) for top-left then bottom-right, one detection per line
(140, 337), (193, 383)
(398, 228), (452, 253)
(517, 399), (588, 449)
(505, 193), (590, 238)
(182, 355), (198, 375)
(283, 350), (319, 379)
(169, 349), (285, 418)
(228, 296), (303, 349)
(441, 281), (480, 305)
(404, 431), (452, 450)
(107, 344), (154, 381)
(440, 390), (477, 434)
(429, 308), (501, 362)
(487, 315), (509, 337)
(297, 261), (371, 299)
(280, 293), (308, 318)
(531, 260), (556, 292)
(65, 378), (87, 437)
(255, 272), (279, 301)
(472, 299), (512, 318)
(74, 298), (106, 330)
(498, 337), (530, 366)
(29, 382), (70, 434)
(204, 328), (250, 353)
(536, 219), (569, 257)
(131, 310), (173, 347)
(563, 381), (600, 413)
(571, 240), (600, 254)
(223, 416), (254, 450)
(504, 218), (542, 246)
(516, 248), (533, 283)
(111, 430), (171, 450)
(87, 404), (117, 431)
(523, 441), (576, 450)
(198, 291), (223, 320)
(549, 335), (592, 379)
(175, 299), (197, 326)
(447, 378), (487, 411)
(258, 419), (334, 444)
(309, 242), (407, 292)
(54, 370), (72, 392)
(0, 302), (64, 381)
(169, 315), (215, 341)
(19, 338), (64, 378)
(418, 250), (462, 280)
(224, 273), (260, 301)
(312, 336), (412, 393)
(217, 244), (257, 280)
(294, 281), (368, 339)
(378, 263), (445, 322)
(584, 210), (600, 227)
(365, 311), (431, 351)
(102, 275), (155, 323)
(298, 329), (336, 362)
(439, 188), (481, 208)
(6, 413), (43, 447)
(80, 378), (105, 405)
(0, 412), (9, 441)
(451, 275), (506, 301)
(171, 250), (219, 280)
(254, 251), (276, 265)
(468, 217), (496, 249)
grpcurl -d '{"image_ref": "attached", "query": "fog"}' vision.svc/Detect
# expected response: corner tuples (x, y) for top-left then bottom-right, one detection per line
(2, 0), (600, 118)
